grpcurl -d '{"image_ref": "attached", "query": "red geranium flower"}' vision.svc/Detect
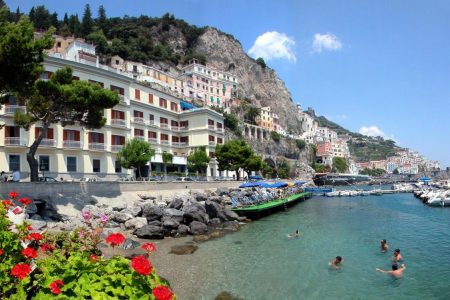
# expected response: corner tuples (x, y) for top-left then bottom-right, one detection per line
(152, 286), (174, 300)
(41, 244), (55, 252)
(1, 199), (13, 208)
(131, 255), (153, 276)
(10, 263), (31, 280)
(49, 279), (64, 295)
(90, 254), (99, 262)
(26, 224), (33, 231)
(8, 191), (19, 199)
(0, 249), (3, 255)
(18, 197), (32, 206)
(26, 232), (43, 241)
(22, 247), (37, 259)
(105, 233), (125, 248)
(141, 242), (157, 253)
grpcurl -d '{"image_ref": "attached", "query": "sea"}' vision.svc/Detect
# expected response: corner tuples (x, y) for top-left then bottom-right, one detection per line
(188, 189), (450, 299)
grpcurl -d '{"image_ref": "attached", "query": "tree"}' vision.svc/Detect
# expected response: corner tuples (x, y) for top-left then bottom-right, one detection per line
(116, 139), (154, 179)
(215, 140), (253, 181)
(0, 10), (54, 100)
(278, 160), (291, 179)
(32, 5), (51, 30)
(245, 105), (260, 125)
(162, 152), (173, 180)
(296, 139), (306, 150)
(393, 168), (399, 175)
(243, 154), (263, 178)
(81, 4), (93, 37)
(271, 131), (281, 143)
(96, 5), (107, 34)
(14, 67), (119, 181)
(256, 57), (266, 68)
(86, 30), (108, 54)
(261, 161), (273, 178)
(332, 157), (347, 173)
(187, 146), (210, 176)
(68, 14), (80, 36)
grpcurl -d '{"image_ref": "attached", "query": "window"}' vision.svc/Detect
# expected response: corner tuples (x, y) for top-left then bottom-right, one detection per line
(35, 127), (54, 139)
(170, 102), (178, 111)
(148, 94), (153, 104)
(57, 41), (61, 47)
(111, 110), (125, 120)
(111, 135), (125, 145)
(135, 89), (141, 100)
(217, 138), (223, 144)
(9, 155), (20, 171)
(209, 152), (215, 158)
(89, 132), (104, 144)
(134, 128), (144, 137)
(133, 110), (143, 118)
(93, 159), (101, 173)
(160, 117), (168, 125)
(67, 157), (77, 172)
(208, 119), (215, 126)
(148, 131), (157, 139)
(160, 134), (169, 141)
(39, 156), (50, 172)
(89, 80), (104, 88)
(110, 85), (124, 95)
(209, 135), (215, 142)
(63, 130), (81, 141)
(115, 160), (121, 173)
(171, 120), (179, 127)
(159, 98), (167, 108)
(172, 136), (179, 143)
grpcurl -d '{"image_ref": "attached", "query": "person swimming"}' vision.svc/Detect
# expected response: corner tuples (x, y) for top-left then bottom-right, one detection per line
(329, 256), (343, 269)
(393, 249), (403, 262)
(376, 263), (406, 278)
(287, 229), (300, 238)
(380, 239), (389, 252)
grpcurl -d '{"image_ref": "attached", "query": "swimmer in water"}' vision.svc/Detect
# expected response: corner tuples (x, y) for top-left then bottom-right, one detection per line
(295, 229), (300, 238)
(393, 249), (403, 262)
(380, 239), (389, 252)
(329, 256), (343, 269)
(376, 263), (406, 278)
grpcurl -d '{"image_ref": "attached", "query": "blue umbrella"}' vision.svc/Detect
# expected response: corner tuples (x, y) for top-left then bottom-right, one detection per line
(269, 182), (288, 188)
(258, 182), (273, 188)
(294, 180), (306, 186)
(239, 181), (265, 188)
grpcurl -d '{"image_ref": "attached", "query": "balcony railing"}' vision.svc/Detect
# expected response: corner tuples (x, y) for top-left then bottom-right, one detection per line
(88, 143), (105, 151)
(148, 120), (157, 127)
(209, 141), (216, 146)
(172, 142), (189, 147)
(132, 117), (145, 124)
(208, 125), (215, 130)
(148, 138), (158, 144)
(160, 123), (169, 129)
(160, 140), (170, 145)
(134, 135), (145, 141)
(5, 137), (27, 146)
(111, 145), (123, 152)
(111, 119), (126, 127)
(171, 126), (180, 132)
(5, 105), (26, 115)
(40, 138), (56, 147)
(63, 140), (82, 149)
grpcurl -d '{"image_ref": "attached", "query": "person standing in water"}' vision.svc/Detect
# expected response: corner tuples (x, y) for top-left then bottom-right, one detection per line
(329, 256), (343, 269)
(380, 239), (389, 252)
(393, 249), (403, 262)
(376, 263), (406, 278)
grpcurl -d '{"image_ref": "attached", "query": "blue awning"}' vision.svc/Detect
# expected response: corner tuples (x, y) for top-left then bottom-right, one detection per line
(239, 181), (266, 188)
(180, 101), (194, 110)
(269, 182), (288, 188)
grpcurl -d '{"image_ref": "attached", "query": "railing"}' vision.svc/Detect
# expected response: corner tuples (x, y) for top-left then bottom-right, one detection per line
(88, 143), (105, 151)
(216, 127), (224, 133)
(160, 140), (170, 145)
(148, 120), (157, 127)
(209, 141), (216, 146)
(160, 123), (169, 129)
(148, 138), (158, 144)
(40, 138), (56, 147)
(63, 140), (82, 149)
(111, 119), (126, 127)
(180, 126), (189, 131)
(172, 142), (189, 147)
(171, 126), (180, 131)
(111, 145), (123, 152)
(132, 117), (145, 124)
(5, 106), (26, 115)
(134, 136), (145, 141)
(208, 125), (215, 130)
(5, 137), (27, 146)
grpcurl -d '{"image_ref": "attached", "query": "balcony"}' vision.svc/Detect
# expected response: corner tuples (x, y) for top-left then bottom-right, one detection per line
(209, 141), (216, 146)
(160, 123), (169, 129)
(148, 120), (157, 127)
(111, 145), (123, 152)
(40, 138), (56, 147)
(171, 126), (180, 132)
(5, 137), (27, 146)
(134, 135), (145, 141)
(208, 125), (215, 130)
(160, 140), (170, 146)
(217, 127), (224, 134)
(5, 105), (26, 115)
(132, 117), (145, 124)
(88, 143), (105, 151)
(172, 142), (189, 148)
(63, 140), (82, 149)
(118, 95), (130, 105)
(111, 119), (127, 127)
(148, 138), (158, 144)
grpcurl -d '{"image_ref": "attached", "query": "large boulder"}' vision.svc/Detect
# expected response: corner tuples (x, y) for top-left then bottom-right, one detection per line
(162, 218), (180, 229)
(208, 196), (223, 204)
(222, 209), (240, 221)
(124, 217), (148, 230)
(28, 219), (47, 231)
(111, 202), (127, 212)
(137, 193), (156, 201)
(141, 204), (163, 221)
(216, 187), (230, 196)
(163, 208), (184, 223)
(111, 212), (133, 223)
(183, 202), (208, 224)
(193, 192), (208, 202)
(205, 200), (224, 219)
(177, 224), (190, 235)
(121, 206), (142, 217)
(167, 197), (184, 210)
(134, 225), (164, 239)
(189, 221), (208, 235)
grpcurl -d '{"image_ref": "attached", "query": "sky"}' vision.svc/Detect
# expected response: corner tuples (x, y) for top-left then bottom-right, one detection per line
(6, 0), (450, 167)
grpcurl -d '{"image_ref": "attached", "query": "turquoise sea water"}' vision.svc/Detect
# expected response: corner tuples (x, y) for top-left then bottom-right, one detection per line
(191, 192), (450, 300)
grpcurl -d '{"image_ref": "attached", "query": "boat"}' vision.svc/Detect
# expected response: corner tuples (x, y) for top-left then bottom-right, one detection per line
(313, 173), (371, 186)
(304, 187), (335, 195)
(231, 191), (312, 218)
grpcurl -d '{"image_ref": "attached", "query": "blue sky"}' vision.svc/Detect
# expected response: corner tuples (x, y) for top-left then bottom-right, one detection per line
(6, 0), (450, 167)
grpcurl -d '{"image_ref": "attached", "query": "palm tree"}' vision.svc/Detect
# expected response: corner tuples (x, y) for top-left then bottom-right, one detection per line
(162, 152), (173, 181)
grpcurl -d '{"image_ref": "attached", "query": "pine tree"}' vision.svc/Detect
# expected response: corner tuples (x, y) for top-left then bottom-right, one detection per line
(97, 5), (107, 34)
(68, 14), (80, 37)
(51, 12), (58, 29)
(63, 13), (68, 25)
(81, 4), (93, 37)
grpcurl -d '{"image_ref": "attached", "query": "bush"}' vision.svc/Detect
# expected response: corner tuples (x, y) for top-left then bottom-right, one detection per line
(0, 191), (175, 299)
(295, 139), (306, 150)
(271, 131), (281, 143)
(256, 57), (266, 68)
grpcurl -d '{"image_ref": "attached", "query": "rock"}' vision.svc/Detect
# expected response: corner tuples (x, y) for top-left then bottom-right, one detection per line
(222, 196), (232, 205)
(124, 217), (148, 230)
(193, 234), (210, 242)
(141, 204), (163, 221)
(111, 202), (127, 212)
(162, 218), (180, 229)
(111, 212), (133, 223)
(209, 196), (223, 204)
(25, 203), (38, 215)
(205, 200), (223, 219)
(216, 187), (230, 196)
(105, 220), (121, 228)
(28, 219), (47, 230)
(209, 230), (223, 239)
(122, 238), (140, 250)
(209, 218), (221, 226)
(189, 221), (208, 235)
(193, 192), (208, 202)
(137, 193), (156, 201)
(237, 216), (247, 222)
(147, 220), (162, 227)
(177, 224), (190, 235)
(82, 205), (112, 218)
(134, 225), (164, 239)
(215, 291), (242, 300)
(183, 202), (208, 224)
(163, 208), (184, 223)
(167, 197), (184, 210)
(222, 209), (240, 221)
(30, 214), (42, 220)
(121, 206), (142, 217)
(221, 221), (240, 232)
(169, 244), (198, 255)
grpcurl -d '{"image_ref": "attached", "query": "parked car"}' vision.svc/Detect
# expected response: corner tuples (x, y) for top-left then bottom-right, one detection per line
(175, 177), (194, 182)
(38, 176), (58, 182)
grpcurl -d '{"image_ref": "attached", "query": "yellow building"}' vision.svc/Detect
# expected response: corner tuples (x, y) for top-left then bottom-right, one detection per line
(258, 106), (274, 130)
(0, 55), (225, 180)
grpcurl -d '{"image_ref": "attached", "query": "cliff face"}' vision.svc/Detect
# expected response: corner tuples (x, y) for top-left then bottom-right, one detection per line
(194, 28), (302, 133)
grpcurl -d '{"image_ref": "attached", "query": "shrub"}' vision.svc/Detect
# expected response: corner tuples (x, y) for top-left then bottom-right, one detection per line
(256, 57), (266, 68)
(271, 131), (281, 143)
(295, 139), (306, 150)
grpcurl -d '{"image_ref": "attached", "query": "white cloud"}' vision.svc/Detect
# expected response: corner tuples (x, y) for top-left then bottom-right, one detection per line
(359, 126), (386, 137)
(248, 31), (296, 63)
(312, 33), (343, 53)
